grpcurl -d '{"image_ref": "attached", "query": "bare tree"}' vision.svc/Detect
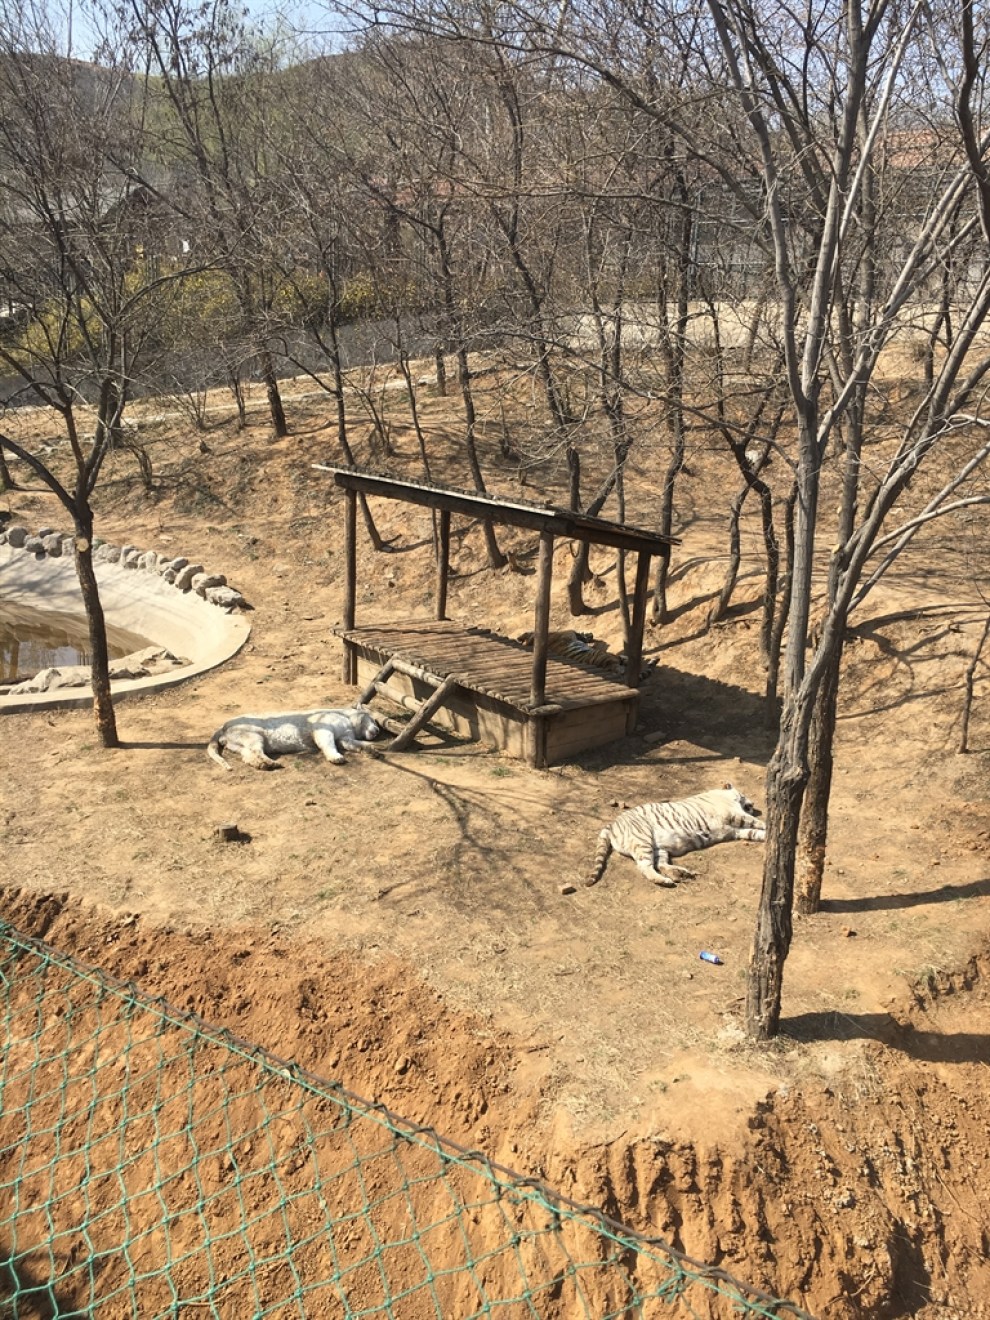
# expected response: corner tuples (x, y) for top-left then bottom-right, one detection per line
(309, 34), (510, 565)
(353, 0), (990, 1038)
(121, 0), (297, 437)
(703, 0), (990, 1034)
(0, 1), (187, 746)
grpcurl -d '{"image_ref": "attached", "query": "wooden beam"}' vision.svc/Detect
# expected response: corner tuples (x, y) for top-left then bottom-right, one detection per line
(316, 465), (676, 557)
(358, 658), (394, 706)
(435, 507), (451, 621)
(530, 531), (554, 708)
(625, 550), (653, 691)
(387, 674), (458, 753)
(342, 489), (357, 683)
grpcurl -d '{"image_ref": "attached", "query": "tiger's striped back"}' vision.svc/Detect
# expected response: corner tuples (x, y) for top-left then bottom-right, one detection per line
(518, 629), (625, 673)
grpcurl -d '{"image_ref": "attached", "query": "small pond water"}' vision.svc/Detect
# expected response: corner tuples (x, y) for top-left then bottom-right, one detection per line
(0, 602), (152, 683)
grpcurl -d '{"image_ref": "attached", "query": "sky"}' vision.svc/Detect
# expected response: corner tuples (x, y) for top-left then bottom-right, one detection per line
(59, 0), (351, 64)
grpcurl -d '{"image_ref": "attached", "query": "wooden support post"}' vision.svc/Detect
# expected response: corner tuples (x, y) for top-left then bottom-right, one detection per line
(527, 712), (548, 769)
(436, 508), (451, 621)
(625, 550), (653, 689)
(530, 531), (554, 708)
(342, 489), (357, 684)
(387, 674), (458, 753)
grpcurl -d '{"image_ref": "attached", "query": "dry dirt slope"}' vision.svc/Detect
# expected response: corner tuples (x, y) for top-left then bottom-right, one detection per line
(1, 380), (990, 1316)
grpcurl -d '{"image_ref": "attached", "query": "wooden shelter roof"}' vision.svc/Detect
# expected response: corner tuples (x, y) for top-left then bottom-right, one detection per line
(314, 467), (678, 556)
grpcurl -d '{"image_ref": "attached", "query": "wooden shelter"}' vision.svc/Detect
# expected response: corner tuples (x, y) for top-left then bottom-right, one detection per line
(318, 467), (677, 767)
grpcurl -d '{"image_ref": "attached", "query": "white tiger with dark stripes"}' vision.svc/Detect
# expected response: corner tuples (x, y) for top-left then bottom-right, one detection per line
(586, 784), (766, 888)
(207, 705), (381, 770)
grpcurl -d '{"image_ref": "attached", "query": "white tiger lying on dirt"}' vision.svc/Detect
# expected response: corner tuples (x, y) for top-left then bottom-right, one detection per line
(208, 705), (381, 770)
(586, 784), (766, 888)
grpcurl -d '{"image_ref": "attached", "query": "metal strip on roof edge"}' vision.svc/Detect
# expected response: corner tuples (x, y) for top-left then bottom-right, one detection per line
(312, 465), (679, 546)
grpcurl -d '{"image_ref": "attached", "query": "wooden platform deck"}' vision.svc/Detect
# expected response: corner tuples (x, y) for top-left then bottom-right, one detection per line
(338, 620), (639, 767)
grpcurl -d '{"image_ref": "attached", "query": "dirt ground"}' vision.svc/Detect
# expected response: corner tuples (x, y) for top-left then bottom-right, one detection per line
(2, 374), (990, 1317)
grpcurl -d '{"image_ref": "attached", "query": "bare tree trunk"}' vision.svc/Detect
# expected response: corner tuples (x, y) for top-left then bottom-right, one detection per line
(457, 345), (506, 569)
(650, 160), (692, 625)
(228, 369), (247, 429)
(258, 346), (288, 438)
(74, 511), (118, 749)
(795, 639), (842, 913)
(959, 610), (990, 753)
(709, 482), (747, 623)
(747, 728), (808, 1038)
(614, 450), (631, 643)
(765, 483), (797, 711)
(397, 345), (440, 557)
(747, 419), (820, 1033)
(651, 418), (685, 624)
(565, 447), (589, 615)
(0, 443), (15, 491)
(325, 315), (387, 552)
(434, 345), (447, 397)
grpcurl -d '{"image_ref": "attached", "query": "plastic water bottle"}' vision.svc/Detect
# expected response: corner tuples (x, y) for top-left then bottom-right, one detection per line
(699, 951), (723, 965)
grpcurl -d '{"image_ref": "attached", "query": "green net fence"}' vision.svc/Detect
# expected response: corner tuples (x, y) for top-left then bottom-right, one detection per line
(0, 920), (809, 1319)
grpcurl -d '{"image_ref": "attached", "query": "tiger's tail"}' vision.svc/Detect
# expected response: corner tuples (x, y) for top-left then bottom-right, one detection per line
(207, 729), (232, 770)
(584, 829), (613, 887)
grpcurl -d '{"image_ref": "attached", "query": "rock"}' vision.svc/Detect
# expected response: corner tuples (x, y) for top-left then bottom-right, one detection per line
(109, 647), (186, 680)
(23, 536), (44, 555)
(121, 549), (142, 569)
(8, 666), (90, 694)
(206, 585), (249, 611)
(41, 534), (63, 557)
(174, 563), (205, 591)
(137, 551), (160, 572)
(559, 883), (577, 895)
(5, 525), (27, 547)
(191, 572), (226, 597)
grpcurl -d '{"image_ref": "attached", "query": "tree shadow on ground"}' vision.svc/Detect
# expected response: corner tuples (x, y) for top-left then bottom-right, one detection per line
(781, 1010), (990, 1064)
(821, 878), (990, 912)
(628, 662), (777, 765)
(119, 739), (207, 752)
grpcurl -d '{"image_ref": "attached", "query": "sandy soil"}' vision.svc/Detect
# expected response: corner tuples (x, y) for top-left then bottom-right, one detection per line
(1, 374), (989, 1317)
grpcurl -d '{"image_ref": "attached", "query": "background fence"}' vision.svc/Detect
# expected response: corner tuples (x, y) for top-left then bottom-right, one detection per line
(0, 920), (808, 1318)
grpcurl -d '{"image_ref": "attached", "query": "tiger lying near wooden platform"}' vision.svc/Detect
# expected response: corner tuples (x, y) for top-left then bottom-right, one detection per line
(208, 705), (381, 770)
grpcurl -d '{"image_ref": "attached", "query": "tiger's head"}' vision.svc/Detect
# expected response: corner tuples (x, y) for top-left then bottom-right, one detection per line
(351, 707), (381, 741)
(723, 782), (762, 816)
